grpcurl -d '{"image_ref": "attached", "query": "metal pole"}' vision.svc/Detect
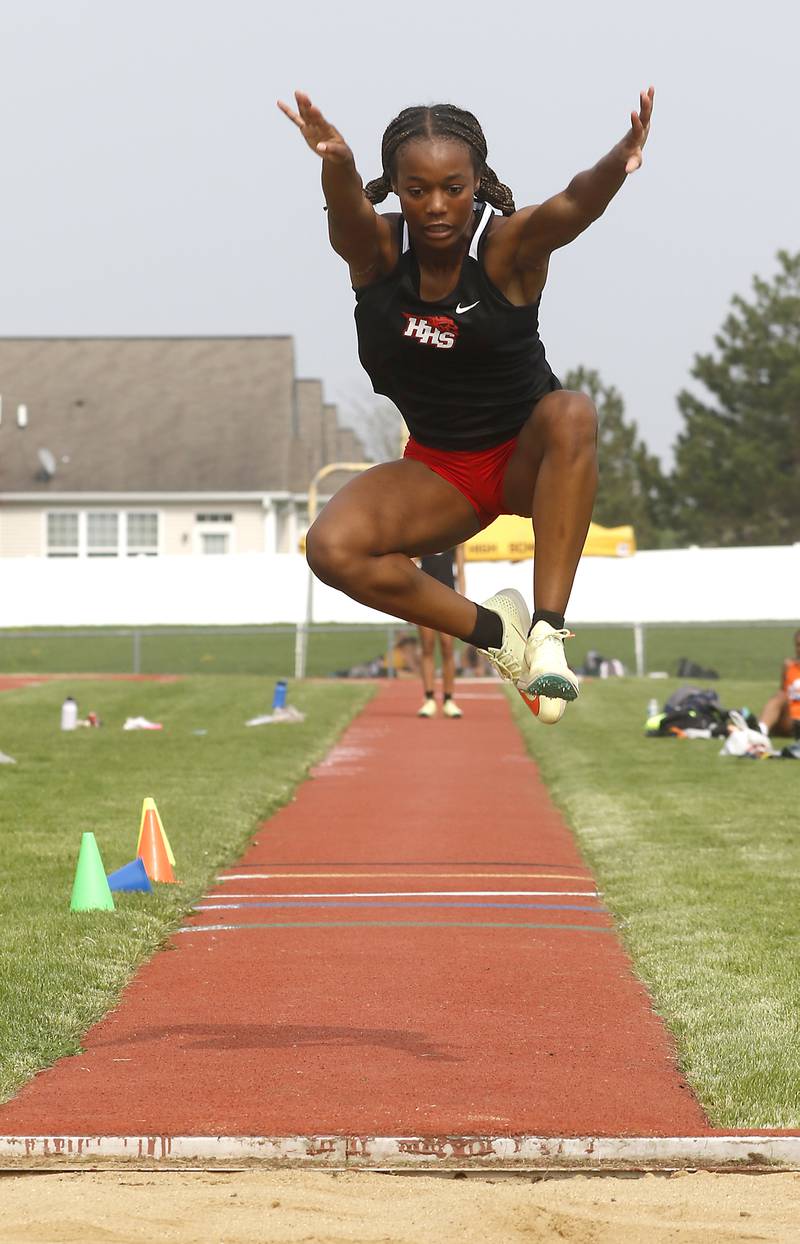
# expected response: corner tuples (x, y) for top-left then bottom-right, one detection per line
(295, 565), (314, 680)
(386, 624), (396, 678)
(295, 461), (374, 681)
(295, 474), (318, 681)
(633, 622), (645, 678)
(293, 621), (306, 681)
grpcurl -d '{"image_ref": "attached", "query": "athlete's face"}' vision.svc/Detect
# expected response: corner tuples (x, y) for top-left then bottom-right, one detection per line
(392, 139), (480, 248)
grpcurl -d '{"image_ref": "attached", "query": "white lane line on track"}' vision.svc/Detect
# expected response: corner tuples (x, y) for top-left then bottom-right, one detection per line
(217, 872), (594, 881)
(199, 890), (599, 899)
(179, 921), (612, 936)
(206, 892), (599, 900)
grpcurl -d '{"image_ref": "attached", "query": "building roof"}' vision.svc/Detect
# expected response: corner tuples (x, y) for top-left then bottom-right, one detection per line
(0, 337), (366, 496)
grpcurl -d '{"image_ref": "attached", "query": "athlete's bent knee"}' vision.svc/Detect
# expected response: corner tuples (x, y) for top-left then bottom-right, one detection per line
(542, 392), (598, 452)
(305, 521), (356, 590)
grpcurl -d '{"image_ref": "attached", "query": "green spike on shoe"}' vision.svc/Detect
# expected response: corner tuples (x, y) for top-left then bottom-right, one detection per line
(70, 832), (115, 912)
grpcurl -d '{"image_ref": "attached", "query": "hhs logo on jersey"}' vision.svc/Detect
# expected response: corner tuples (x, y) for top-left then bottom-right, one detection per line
(402, 313), (458, 350)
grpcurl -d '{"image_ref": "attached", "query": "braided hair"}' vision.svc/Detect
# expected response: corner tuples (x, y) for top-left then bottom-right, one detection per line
(363, 104), (516, 216)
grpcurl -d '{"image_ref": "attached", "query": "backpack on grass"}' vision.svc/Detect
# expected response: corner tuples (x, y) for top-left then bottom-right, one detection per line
(650, 686), (729, 737)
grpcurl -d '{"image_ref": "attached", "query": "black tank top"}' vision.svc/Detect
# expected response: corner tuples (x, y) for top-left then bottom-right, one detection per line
(354, 203), (560, 451)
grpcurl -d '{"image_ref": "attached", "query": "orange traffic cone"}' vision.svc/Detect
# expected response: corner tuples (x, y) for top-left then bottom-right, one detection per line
(136, 797), (176, 868)
(138, 806), (177, 883)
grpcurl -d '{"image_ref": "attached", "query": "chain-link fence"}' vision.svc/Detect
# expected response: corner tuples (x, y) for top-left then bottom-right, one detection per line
(0, 620), (795, 682)
(0, 624), (402, 679)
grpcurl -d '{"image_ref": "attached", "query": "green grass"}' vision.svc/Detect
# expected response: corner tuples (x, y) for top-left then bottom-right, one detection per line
(568, 622), (796, 681)
(1, 621), (796, 680)
(509, 677), (799, 1129)
(0, 626), (404, 678)
(0, 676), (372, 1103)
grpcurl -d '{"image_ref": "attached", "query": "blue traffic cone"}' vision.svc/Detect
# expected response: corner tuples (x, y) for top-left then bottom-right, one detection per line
(107, 857), (153, 893)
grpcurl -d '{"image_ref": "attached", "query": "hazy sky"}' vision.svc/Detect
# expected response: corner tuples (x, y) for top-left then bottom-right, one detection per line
(1, 0), (796, 463)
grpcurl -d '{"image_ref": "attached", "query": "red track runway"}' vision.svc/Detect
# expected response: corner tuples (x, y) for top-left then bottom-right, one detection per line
(0, 681), (709, 1138)
(0, 674), (180, 693)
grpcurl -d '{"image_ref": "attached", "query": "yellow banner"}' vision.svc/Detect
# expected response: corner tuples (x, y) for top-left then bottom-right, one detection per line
(464, 516), (635, 561)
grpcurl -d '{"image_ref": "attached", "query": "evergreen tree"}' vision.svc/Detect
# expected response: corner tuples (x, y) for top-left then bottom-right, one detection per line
(563, 366), (669, 548)
(672, 251), (800, 545)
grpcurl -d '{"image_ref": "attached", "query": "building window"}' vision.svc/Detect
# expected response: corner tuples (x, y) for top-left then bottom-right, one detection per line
(127, 512), (159, 556)
(46, 512), (79, 557)
(87, 512), (119, 557)
(195, 511), (233, 554)
(200, 531), (230, 555)
(45, 510), (160, 557)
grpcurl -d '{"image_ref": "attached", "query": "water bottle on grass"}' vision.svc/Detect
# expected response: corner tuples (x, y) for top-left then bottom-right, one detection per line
(645, 697), (661, 733)
(61, 696), (78, 731)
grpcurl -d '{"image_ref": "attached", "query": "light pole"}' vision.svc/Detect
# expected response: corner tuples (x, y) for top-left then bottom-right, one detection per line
(294, 461), (373, 679)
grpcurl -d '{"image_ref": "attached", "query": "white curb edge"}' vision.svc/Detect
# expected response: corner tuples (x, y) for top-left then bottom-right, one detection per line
(0, 1135), (798, 1169)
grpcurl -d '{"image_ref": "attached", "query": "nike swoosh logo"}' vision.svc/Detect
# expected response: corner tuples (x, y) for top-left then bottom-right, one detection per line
(455, 300), (480, 314)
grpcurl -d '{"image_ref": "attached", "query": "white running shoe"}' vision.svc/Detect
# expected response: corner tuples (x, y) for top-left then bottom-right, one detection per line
(442, 698), (463, 719)
(521, 621), (580, 726)
(417, 697), (437, 719)
(480, 588), (531, 685)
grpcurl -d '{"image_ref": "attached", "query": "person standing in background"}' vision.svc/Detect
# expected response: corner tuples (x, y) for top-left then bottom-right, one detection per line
(417, 546), (466, 718)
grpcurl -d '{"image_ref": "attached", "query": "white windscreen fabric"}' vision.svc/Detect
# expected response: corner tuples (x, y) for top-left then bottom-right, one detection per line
(0, 546), (798, 626)
(464, 546), (800, 625)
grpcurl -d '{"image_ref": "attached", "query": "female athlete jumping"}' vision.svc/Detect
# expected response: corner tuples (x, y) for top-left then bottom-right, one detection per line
(278, 87), (654, 723)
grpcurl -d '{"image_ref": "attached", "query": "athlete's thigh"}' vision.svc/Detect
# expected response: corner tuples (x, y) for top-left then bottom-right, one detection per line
(313, 459), (482, 556)
(501, 389), (591, 517)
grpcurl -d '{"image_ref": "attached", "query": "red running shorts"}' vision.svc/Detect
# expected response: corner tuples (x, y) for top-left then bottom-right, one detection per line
(403, 434), (519, 529)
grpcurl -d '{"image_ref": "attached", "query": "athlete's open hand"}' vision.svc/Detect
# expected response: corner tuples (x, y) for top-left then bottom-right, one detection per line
(277, 91), (352, 164)
(622, 86), (655, 174)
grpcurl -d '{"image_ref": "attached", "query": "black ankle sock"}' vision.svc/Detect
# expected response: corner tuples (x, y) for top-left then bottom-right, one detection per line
(530, 609), (565, 636)
(424, 690), (435, 700)
(443, 692), (452, 702)
(465, 603), (504, 651)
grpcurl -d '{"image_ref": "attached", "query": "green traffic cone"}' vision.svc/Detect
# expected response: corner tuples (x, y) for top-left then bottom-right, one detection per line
(70, 832), (115, 912)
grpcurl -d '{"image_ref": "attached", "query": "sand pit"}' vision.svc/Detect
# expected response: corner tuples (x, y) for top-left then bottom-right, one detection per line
(0, 1169), (798, 1243)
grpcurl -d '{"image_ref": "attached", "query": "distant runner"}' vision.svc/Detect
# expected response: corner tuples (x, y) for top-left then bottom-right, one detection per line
(416, 547), (466, 719)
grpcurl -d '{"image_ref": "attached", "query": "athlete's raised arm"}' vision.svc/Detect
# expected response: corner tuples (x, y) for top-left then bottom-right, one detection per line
(494, 87), (654, 273)
(277, 91), (394, 282)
